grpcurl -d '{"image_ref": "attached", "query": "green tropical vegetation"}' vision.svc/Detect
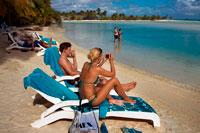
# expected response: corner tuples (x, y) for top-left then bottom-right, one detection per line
(0, 0), (61, 26)
(0, 1), (173, 26)
(60, 8), (172, 21)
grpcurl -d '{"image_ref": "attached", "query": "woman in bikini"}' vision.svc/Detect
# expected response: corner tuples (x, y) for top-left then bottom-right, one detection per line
(79, 48), (136, 106)
(118, 29), (122, 41)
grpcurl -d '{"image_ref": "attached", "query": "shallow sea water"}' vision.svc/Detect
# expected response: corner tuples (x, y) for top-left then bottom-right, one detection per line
(62, 21), (200, 88)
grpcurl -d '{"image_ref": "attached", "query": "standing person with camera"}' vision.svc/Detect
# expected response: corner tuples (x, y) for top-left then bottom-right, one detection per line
(79, 48), (136, 106)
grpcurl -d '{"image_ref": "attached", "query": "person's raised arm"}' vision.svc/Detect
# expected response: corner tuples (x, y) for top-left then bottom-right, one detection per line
(98, 54), (115, 77)
(98, 54), (107, 67)
(71, 50), (78, 70)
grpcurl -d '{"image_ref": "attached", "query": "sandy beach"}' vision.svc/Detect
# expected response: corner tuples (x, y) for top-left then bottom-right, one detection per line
(0, 25), (200, 133)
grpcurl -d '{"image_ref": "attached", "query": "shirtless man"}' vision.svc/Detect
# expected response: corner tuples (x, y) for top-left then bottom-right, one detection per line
(58, 42), (81, 86)
(58, 42), (81, 76)
(114, 27), (119, 43)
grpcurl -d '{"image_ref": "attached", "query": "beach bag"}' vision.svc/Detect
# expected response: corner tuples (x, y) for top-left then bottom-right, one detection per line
(69, 101), (99, 133)
(69, 110), (99, 133)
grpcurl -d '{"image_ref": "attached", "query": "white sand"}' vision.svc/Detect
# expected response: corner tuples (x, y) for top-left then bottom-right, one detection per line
(0, 25), (200, 132)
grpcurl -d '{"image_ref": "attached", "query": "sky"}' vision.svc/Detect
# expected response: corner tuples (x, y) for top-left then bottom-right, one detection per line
(51, 0), (200, 19)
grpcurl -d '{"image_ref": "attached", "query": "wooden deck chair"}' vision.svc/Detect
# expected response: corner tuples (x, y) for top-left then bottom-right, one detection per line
(24, 68), (160, 128)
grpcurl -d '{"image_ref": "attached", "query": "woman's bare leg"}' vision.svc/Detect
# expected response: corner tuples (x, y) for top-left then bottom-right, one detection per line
(95, 87), (114, 100)
(95, 86), (124, 106)
(93, 77), (136, 106)
(99, 77), (136, 92)
(121, 81), (137, 91)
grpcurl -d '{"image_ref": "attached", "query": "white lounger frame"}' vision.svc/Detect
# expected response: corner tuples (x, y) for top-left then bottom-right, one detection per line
(34, 32), (59, 45)
(34, 32), (59, 56)
(31, 90), (160, 128)
(55, 75), (117, 95)
(6, 32), (43, 51)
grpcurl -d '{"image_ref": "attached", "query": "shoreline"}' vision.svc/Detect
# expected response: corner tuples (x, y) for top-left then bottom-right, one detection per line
(0, 25), (200, 132)
(62, 19), (189, 23)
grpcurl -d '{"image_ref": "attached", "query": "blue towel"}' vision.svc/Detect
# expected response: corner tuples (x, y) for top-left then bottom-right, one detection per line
(24, 68), (79, 101)
(24, 68), (109, 118)
(100, 122), (108, 133)
(122, 126), (142, 133)
(99, 99), (109, 118)
(40, 35), (57, 45)
(72, 95), (157, 118)
(44, 46), (75, 87)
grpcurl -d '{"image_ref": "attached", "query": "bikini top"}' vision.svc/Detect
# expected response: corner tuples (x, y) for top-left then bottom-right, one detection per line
(79, 62), (99, 87)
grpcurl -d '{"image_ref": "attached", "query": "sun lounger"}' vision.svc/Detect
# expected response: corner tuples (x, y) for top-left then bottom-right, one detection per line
(33, 32), (59, 56)
(6, 32), (43, 51)
(24, 68), (160, 128)
(35, 32), (59, 45)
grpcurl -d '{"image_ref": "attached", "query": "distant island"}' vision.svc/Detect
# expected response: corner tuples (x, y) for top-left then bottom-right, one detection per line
(60, 8), (173, 21)
(0, 0), (173, 26)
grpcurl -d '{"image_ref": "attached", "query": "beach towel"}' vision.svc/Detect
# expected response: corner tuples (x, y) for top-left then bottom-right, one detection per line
(122, 126), (142, 133)
(71, 95), (156, 118)
(100, 122), (108, 133)
(24, 68), (79, 101)
(40, 35), (57, 45)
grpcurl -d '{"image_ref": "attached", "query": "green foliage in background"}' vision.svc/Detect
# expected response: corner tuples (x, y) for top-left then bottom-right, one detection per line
(60, 8), (172, 21)
(0, 0), (61, 26)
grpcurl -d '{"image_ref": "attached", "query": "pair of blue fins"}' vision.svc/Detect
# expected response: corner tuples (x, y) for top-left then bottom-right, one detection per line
(24, 46), (160, 129)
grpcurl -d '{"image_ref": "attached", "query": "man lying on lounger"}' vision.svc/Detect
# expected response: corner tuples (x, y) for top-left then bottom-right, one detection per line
(13, 32), (52, 52)
(58, 42), (81, 86)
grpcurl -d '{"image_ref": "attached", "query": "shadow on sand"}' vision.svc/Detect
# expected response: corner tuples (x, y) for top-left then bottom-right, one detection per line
(0, 32), (36, 66)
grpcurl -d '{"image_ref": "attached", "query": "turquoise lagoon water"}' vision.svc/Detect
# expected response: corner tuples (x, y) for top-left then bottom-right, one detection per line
(62, 21), (200, 88)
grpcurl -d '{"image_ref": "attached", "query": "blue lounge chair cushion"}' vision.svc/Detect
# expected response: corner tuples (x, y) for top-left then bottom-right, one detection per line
(24, 68), (79, 101)
(100, 122), (108, 133)
(40, 35), (57, 45)
(122, 126), (142, 133)
(44, 46), (75, 87)
(71, 95), (157, 118)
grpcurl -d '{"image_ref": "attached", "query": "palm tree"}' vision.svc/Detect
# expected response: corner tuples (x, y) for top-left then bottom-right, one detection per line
(96, 8), (101, 16)
(119, 13), (126, 20)
(102, 10), (107, 17)
(111, 13), (118, 20)
(0, 0), (61, 26)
